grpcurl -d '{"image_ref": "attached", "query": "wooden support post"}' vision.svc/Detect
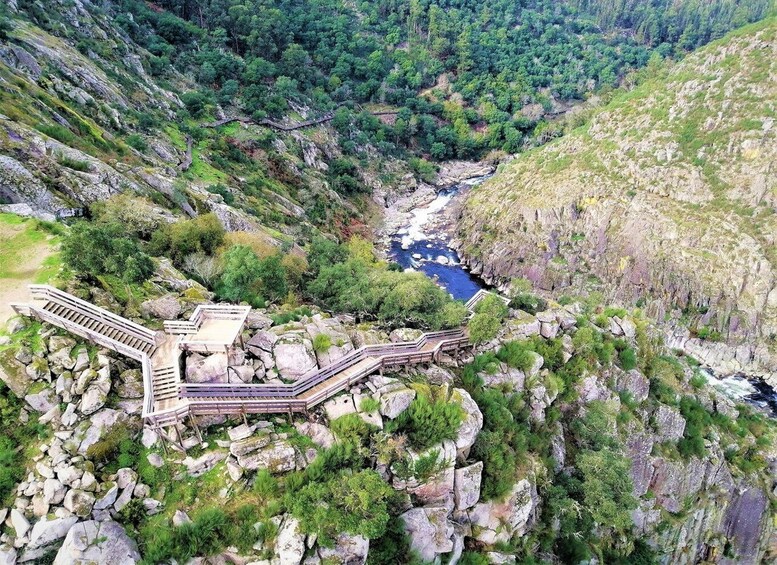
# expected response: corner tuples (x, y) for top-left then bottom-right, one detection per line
(190, 414), (203, 444)
(156, 426), (169, 457)
(287, 406), (293, 425)
(241, 409), (248, 427)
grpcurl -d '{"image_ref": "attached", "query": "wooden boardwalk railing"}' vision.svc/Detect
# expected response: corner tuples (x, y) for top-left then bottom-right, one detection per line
(465, 289), (510, 312)
(12, 286), (480, 430)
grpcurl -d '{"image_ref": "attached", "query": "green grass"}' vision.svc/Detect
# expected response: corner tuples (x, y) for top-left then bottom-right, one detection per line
(0, 213), (61, 280)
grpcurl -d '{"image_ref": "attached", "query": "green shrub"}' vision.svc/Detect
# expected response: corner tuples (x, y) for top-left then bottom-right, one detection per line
(496, 341), (536, 372)
(0, 436), (21, 503)
(217, 246), (288, 306)
(149, 213), (225, 264)
(468, 294), (509, 345)
(386, 393), (463, 450)
(312, 333), (332, 353)
(577, 448), (637, 539)
(689, 372), (707, 389)
(330, 414), (374, 445)
(253, 469), (279, 499)
(86, 424), (137, 464)
(618, 347), (637, 370)
(37, 124), (76, 144)
(62, 221), (154, 283)
(270, 306), (313, 325)
(126, 134), (148, 152)
(366, 516), (416, 565)
(206, 183), (234, 205)
(57, 154), (90, 171)
(677, 396), (712, 459)
(360, 396), (380, 413)
(696, 326), (722, 341)
(289, 470), (394, 544)
(508, 292), (547, 314)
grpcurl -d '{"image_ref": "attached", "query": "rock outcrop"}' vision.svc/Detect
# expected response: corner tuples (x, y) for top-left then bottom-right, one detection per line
(455, 20), (777, 377)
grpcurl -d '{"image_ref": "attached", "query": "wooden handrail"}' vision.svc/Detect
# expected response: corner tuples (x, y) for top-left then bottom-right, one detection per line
(17, 284), (486, 428)
(30, 285), (157, 345)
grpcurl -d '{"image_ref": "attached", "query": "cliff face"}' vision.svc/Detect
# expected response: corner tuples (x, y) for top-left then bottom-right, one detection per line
(455, 18), (777, 374)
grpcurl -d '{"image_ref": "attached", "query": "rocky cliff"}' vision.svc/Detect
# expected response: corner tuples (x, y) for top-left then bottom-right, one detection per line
(454, 18), (777, 377)
(2, 268), (776, 563)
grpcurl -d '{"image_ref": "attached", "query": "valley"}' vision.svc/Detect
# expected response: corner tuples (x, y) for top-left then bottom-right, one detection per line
(0, 1), (776, 565)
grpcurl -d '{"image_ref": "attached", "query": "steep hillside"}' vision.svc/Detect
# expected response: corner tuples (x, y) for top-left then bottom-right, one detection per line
(0, 1), (427, 246)
(455, 18), (777, 375)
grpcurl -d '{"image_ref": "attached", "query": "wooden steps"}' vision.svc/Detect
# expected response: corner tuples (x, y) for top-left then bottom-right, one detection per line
(40, 300), (156, 357)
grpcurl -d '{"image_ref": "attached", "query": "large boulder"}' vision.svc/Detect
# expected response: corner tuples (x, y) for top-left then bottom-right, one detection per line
(318, 533), (369, 564)
(75, 409), (128, 455)
(379, 386), (416, 419)
(468, 479), (536, 545)
(24, 387), (58, 413)
(0, 545), (16, 565)
(454, 461), (483, 510)
(306, 315), (354, 367)
(294, 422), (335, 449)
(140, 295), (182, 320)
(63, 489), (95, 517)
(393, 441), (456, 509)
(720, 487), (769, 565)
(400, 507), (454, 562)
(185, 353), (228, 384)
(450, 388), (483, 453)
(229, 433), (273, 457)
(246, 330), (278, 356)
(615, 369), (650, 403)
(275, 516), (305, 565)
(80, 373), (111, 415)
(654, 404), (686, 443)
(53, 520), (140, 565)
(273, 332), (318, 381)
(27, 516), (79, 549)
(236, 441), (296, 473)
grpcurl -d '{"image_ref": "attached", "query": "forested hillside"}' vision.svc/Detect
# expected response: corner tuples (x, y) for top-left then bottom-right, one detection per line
(13, 0), (768, 160)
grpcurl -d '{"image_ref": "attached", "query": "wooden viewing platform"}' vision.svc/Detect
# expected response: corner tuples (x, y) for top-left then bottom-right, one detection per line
(11, 286), (501, 432)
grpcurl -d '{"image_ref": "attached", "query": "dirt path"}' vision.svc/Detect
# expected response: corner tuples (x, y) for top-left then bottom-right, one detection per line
(0, 220), (59, 326)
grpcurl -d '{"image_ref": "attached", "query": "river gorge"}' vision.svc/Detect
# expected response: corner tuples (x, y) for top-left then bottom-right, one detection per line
(386, 169), (777, 417)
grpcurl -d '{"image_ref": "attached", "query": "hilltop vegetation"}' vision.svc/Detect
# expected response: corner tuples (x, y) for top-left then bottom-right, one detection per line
(456, 17), (777, 373)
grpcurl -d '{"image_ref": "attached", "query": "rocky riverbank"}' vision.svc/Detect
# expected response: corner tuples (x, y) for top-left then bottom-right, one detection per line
(377, 160), (495, 253)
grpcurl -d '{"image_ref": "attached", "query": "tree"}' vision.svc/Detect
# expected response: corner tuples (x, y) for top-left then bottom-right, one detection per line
(62, 221), (154, 283)
(150, 213), (225, 264)
(180, 91), (210, 118)
(257, 254), (288, 302)
(307, 237), (347, 278)
(218, 245), (264, 305)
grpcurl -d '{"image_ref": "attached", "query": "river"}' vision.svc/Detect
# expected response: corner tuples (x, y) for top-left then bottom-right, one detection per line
(388, 176), (490, 301)
(387, 174), (777, 416)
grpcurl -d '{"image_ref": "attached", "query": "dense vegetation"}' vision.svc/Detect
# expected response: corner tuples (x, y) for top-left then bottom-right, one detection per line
(60, 197), (466, 330)
(21, 0), (763, 159)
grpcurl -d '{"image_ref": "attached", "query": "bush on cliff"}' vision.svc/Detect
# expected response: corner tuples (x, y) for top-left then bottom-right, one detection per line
(386, 393), (464, 450)
(289, 469), (394, 545)
(468, 294), (509, 344)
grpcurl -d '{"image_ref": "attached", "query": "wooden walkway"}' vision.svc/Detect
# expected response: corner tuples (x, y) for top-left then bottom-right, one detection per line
(11, 285), (494, 429)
